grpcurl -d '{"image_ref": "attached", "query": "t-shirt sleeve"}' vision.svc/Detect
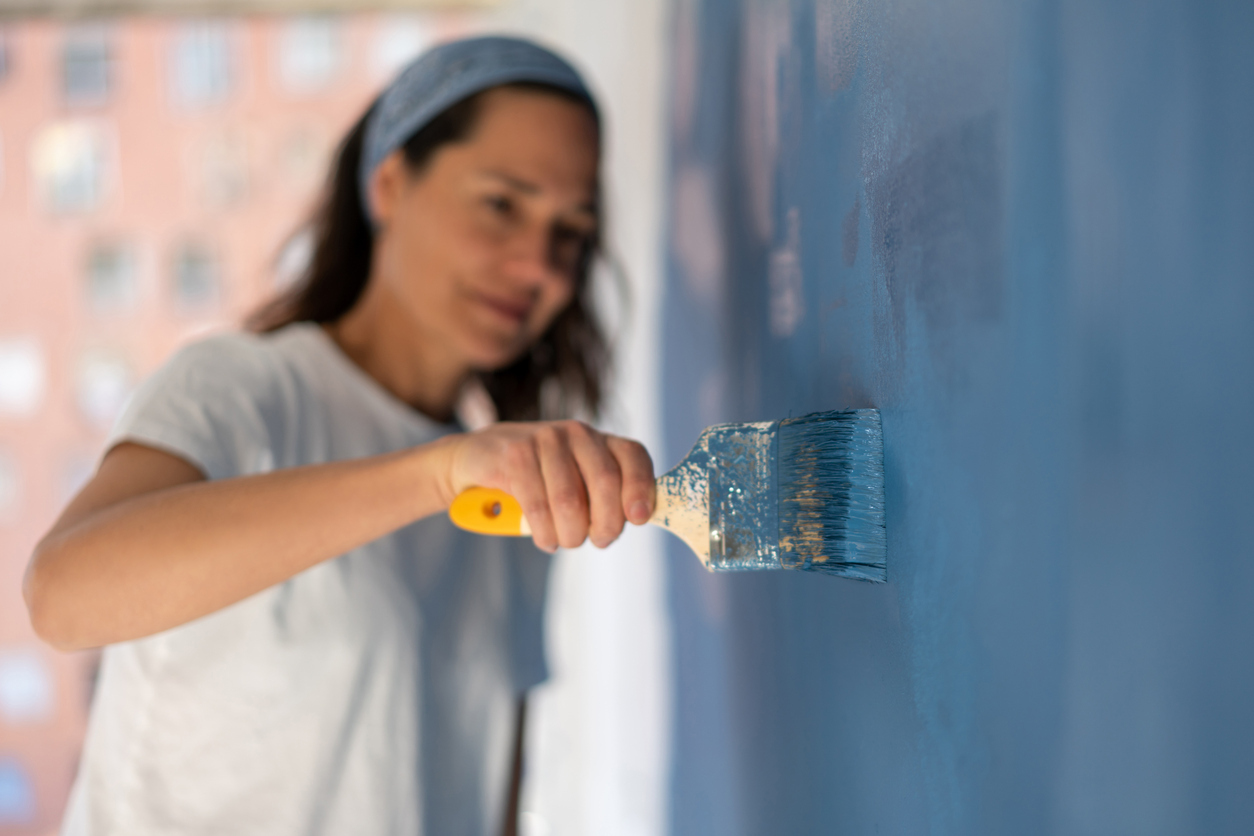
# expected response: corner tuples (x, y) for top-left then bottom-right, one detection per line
(107, 333), (287, 481)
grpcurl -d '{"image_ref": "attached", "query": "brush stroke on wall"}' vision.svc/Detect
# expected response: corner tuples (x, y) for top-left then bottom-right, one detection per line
(661, 0), (1254, 833)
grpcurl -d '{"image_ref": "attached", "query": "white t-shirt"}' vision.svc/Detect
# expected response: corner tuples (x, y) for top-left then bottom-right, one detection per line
(61, 323), (552, 836)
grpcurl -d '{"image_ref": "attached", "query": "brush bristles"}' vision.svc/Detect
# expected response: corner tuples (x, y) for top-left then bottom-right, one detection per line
(777, 410), (886, 582)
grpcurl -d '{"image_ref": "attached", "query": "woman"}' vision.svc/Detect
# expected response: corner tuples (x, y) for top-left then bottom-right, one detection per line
(25, 36), (654, 835)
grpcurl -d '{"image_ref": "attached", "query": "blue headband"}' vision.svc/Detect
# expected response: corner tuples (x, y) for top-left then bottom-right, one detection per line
(359, 35), (598, 222)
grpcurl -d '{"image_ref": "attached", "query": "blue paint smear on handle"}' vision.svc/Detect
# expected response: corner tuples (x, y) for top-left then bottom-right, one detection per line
(661, 0), (1254, 833)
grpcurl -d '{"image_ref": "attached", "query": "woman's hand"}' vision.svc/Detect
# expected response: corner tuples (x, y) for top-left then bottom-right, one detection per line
(438, 421), (655, 552)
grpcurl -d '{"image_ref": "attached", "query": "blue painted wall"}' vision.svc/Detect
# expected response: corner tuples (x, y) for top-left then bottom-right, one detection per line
(661, 1), (1254, 833)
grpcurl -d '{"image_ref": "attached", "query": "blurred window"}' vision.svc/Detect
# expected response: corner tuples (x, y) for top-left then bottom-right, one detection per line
(85, 243), (139, 312)
(62, 25), (112, 106)
(0, 30), (11, 84)
(172, 244), (221, 311)
(0, 648), (54, 724)
(76, 347), (134, 429)
(370, 15), (430, 80)
(0, 447), (17, 516)
(170, 21), (233, 106)
(274, 227), (313, 289)
(29, 120), (113, 213)
(0, 758), (35, 825)
(0, 337), (47, 417)
(276, 127), (328, 195)
(60, 452), (97, 504)
(193, 131), (249, 207)
(277, 17), (343, 92)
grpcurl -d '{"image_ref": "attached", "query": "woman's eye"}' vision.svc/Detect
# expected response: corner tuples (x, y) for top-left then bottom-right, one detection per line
(549, 226), (594, 272)
(484, 195), (514, 216)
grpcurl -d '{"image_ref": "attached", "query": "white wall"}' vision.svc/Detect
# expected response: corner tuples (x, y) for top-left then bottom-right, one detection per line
(459, 3), (672, 834)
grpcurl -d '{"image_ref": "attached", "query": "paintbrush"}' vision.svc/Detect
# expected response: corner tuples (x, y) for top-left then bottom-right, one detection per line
(449, 409), (886, 581)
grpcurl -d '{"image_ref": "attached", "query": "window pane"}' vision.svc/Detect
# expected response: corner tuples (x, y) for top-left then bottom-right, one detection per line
(370, 15), (431, 81)
(29, 120), (112, 213)
(277, 16), (342, 93)
(0, 30), (11, 84)
(60, 452), (97, 504)
(85, 243), (138, 312)
(0, 337), (46, 417)
(62, 25), (112, 105)
(0, 647), (54, 725)
(0, 758), (35, 825)
(170, 21), (233, 106)
(0, 447), (18, 517)
(172, 244), (221, 311)
(192, 131), (249, 207)
(276, 127), (329, 195)
(76, 347), (134, 429)
(274, 226), (313, 289)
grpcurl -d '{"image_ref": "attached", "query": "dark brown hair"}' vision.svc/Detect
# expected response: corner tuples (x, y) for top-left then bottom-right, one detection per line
(248, 84), (607, 421)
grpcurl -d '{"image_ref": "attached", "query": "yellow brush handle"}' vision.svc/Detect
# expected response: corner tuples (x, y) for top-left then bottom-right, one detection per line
(449, 487), (532, 537)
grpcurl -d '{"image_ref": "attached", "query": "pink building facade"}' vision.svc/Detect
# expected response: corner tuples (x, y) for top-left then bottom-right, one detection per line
(0, 13), (466, 831)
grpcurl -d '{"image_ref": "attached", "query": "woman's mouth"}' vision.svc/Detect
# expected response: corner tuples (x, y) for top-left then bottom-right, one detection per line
(471, 291), (532, 326)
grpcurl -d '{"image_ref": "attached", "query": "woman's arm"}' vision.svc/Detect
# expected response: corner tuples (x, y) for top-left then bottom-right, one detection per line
(25, 421), (654, 652)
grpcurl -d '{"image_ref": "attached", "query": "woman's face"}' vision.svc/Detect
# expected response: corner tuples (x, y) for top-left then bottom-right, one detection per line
(366, 87), (600, 373)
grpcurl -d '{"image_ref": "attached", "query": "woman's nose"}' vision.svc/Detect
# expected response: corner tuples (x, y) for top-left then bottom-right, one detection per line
(502, 226), (562, 288)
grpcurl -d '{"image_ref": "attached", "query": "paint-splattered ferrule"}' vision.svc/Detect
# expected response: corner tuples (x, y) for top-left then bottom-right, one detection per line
(706, 421), (783, 572)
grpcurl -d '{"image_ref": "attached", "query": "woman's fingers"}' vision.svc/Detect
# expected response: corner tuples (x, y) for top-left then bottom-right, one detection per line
(567, 423), (625, 548)
(502, 437), (560, 552)
(607, 436), (655, 525)
(535, 424), (590, 550)
(452, 421), (654, 551)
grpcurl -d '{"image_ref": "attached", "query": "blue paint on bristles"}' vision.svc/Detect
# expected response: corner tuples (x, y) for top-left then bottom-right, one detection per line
(776, 410), (887, 582)
(702, 409), (886, 581)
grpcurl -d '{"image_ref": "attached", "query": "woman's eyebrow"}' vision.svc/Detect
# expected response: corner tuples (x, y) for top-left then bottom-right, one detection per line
(481, 170), (540, 194)
(480, 170), (598, 218)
